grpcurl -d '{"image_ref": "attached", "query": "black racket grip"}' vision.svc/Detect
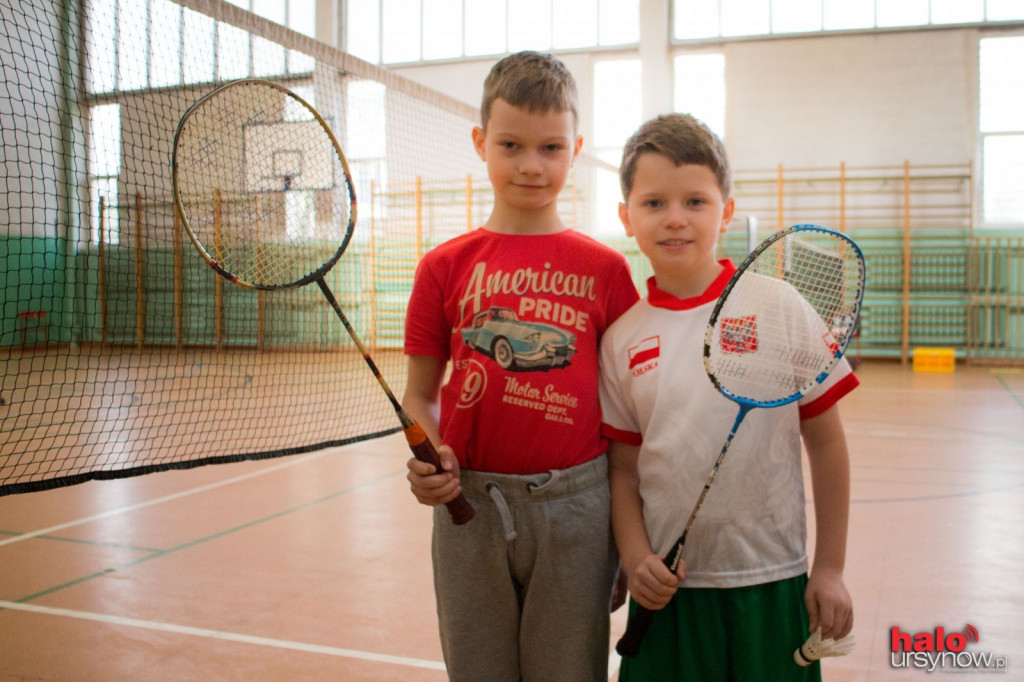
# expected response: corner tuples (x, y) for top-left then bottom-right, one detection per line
(404, 423), (475, 525)
(616, 544), (684, 657)
(616, 606), (656, 657)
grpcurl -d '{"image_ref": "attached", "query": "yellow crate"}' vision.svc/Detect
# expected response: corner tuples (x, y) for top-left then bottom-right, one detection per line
(913, 347), (956, 373)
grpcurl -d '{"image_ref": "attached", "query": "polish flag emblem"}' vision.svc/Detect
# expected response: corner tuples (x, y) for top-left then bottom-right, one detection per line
(628, 336), (661, 368)
(721, 316), (758, 354)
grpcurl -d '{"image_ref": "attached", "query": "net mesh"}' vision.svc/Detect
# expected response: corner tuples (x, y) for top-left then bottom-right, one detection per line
(706, 228), (864, 404)
(2, 0), (609, 494)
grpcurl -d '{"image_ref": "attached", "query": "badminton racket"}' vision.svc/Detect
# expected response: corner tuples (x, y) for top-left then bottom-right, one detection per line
(616, 224), (865, 657)
(171, 78), (474, 525)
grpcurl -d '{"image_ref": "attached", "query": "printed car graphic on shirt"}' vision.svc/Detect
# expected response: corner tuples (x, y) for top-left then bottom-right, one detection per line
(460, 307), (577, 370)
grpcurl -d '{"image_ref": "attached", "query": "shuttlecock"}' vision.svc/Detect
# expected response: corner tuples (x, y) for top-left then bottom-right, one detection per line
(794, 628), (856, 666)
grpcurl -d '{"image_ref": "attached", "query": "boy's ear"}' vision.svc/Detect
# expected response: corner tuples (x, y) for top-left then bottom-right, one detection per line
(618, 202), (633, 237)
(472, 126), (486, 161)
(720, 197), (735, 233)
(571, 134), (583, 165)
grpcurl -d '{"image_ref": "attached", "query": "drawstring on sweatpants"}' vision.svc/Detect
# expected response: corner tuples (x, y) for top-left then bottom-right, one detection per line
(486, 483), (517, 542)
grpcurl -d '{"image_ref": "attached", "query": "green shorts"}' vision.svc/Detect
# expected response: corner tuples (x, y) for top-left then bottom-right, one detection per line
(618, 574), (822, 682)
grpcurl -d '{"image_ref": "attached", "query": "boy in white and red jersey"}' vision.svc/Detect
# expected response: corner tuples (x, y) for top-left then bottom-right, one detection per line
(402, 51), (638, 682)
(599, 113), (857, 681)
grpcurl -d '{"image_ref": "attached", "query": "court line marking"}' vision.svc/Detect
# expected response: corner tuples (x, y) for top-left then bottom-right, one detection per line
(1, 421), (620, 674)
(0, 600), (626, 679)
(0, 449), (336, 548)
(0, 600), (446, 671)
(995, 373), (1024, 411)
(14, 465), (406, 603)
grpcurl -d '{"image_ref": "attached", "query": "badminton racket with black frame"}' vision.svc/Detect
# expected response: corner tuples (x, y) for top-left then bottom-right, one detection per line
(615, 224), (865, 657)
(172, 78), (474, 525)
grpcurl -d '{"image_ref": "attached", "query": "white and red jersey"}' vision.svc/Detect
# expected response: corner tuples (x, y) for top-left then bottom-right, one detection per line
(599, 261), (859, 588)
(405, 228), (639, 475)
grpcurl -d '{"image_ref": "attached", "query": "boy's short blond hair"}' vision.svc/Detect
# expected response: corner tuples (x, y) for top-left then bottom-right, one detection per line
(620, 113), (731, 201)
(481, 51), (579, 132)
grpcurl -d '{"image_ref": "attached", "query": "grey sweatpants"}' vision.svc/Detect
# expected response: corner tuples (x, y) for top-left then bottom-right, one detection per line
(432, 455), (617, 682)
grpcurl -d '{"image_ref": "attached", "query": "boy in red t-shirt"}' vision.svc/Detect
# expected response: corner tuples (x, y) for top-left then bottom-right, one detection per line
(403, 51), (638, 681)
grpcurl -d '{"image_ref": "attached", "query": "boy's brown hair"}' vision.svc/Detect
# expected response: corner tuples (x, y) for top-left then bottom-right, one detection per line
(619, 113), (731, 201)
(480, 51), (579, 132)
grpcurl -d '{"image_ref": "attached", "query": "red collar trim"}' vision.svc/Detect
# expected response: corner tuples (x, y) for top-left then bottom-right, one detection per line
(647, 260), (737, 311)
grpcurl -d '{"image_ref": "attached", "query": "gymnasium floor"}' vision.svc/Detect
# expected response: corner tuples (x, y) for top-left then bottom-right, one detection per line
(0, 360), (1021, 681)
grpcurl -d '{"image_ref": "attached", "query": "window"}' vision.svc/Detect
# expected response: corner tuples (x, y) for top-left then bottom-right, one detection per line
(346, 80), (389, 230)
(382, 0), (422, 63)
(875, 0), (929, 28)
(673, 0), (1024, 41)
(509, 0), (552, 52)
(721, 0), (770, 37)
(674, 52), (725, 139)
(284, 86), (317, 240)
(592, 59), (642, 236)
(86, 0), (315, 95)
(348, 0), (639, 65)
(182, 8), (216, 84)
(88, 104), (121, 244)
(464, 0), (507, 57)
(772, 0), (822, 34)
(555, 0), (597, 49)
(218, 22), (251, 81)
(423, 0), (464, 60)
(150, 0), (182, 87)
(979, 35), (1024, 225)
(822, 0), (873, 31)
(117, 0), (148, 90)
(930, 0), (984, 24)
(347, 0), (381, 64)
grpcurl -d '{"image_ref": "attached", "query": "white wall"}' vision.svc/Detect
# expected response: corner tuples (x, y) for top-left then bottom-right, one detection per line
(387, 61), (490, 115)
(725, 29), (978, 170)
(391, 52), (597, 123)
(393, 28), (982, 173)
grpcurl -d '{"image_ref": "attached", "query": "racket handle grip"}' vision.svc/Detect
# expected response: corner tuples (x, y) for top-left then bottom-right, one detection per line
(615, 606), (656, 658)
(403, 423), (475, 526)
(616, 543), (684, 658)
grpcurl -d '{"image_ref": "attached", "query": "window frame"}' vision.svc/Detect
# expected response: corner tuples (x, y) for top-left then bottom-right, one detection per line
(670, 0), (1024, 45)
(85, 0), (315, 96)
(345, 0), (640, 66)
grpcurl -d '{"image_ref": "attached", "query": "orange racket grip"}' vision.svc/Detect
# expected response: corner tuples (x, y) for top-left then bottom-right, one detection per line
(403, 423), (475, 525)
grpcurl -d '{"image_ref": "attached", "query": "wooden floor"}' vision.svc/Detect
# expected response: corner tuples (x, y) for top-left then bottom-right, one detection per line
(1, 360), (1022, 681)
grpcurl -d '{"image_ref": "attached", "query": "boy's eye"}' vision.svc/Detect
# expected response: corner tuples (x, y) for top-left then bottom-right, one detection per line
(642, 199), (663, 209)
(544, 143), (564, 152)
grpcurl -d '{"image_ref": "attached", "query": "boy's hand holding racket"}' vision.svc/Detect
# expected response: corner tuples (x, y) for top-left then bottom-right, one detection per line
(407, 444), (464, 506)
(624, 552), (688, 611)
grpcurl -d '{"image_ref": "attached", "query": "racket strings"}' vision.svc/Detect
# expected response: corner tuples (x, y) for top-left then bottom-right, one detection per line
(176, 81), (353, 288)
(708, 231), (863, 405)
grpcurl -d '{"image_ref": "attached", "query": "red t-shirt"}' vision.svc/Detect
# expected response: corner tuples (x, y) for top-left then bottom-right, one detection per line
(405, 228), (639, 474)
